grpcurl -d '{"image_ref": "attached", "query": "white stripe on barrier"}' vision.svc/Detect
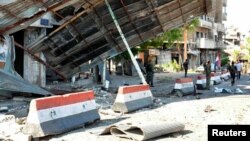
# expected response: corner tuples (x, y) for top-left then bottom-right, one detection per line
(115, 90), (152, 103)
(27, 100), (97, 124)
(211, 76), (216, 81)
(196, 79), (206, 84)
(216, 75), (221, 80)
(174, 82), (194, 89)
(221, 73), (230, 78)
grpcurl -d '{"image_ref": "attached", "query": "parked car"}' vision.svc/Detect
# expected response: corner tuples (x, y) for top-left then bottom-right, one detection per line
(196, 63), (216, 72)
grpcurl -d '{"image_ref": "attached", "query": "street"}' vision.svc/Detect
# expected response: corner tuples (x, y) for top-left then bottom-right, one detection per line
(47, 72), (250, 141)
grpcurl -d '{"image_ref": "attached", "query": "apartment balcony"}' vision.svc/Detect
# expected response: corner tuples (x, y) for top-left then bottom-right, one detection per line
(199, 19), (212, 29)
(196, 38), (225, 49)
(216, 23), (225, 32)
(196, 38), (215, 49)
(216, 41), (226, 49)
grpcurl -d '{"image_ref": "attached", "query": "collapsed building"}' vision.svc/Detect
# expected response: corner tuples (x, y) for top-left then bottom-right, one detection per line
(0, 0), (213, 97)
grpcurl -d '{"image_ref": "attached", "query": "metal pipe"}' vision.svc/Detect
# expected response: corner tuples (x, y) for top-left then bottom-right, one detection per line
(14, 41), (67, 81)
(105, 0), (146, 84)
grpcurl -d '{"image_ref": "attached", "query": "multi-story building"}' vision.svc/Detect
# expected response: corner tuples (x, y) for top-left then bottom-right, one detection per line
(224, 26), (242, 49)
(187, 0), (227, 69)
(223, 26), (246, 61)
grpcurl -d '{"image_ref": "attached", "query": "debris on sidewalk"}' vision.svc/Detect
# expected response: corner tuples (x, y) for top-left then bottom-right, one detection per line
(0, 115), (25, 140)
(234, 88), (244, 94)
(0, 106), (8, 113)
(204, 105), (216, 112)
(214, 87), (244, 94)
(89, 121), (185, 141)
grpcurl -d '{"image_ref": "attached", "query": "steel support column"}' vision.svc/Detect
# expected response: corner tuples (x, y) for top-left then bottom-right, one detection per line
(105, 0), (146, 84)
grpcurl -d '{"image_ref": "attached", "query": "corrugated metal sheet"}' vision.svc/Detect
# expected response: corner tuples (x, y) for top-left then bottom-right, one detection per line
(0, 0), (213, 79)
(0, 0), (84, 34)
(29, 0), (212, 78)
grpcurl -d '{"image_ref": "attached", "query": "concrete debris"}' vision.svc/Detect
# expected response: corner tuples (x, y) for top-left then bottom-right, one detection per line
(152, 98), (165, 107)
(94, 88), (115, 111)
(0, 115), (25, 140)
(0, 106), (8, 113)
(4, 133), (31, 141)
(235, 88), (244, 94)
(153, 98), (161, 103)
(196, 96), (200, 99)
(214, 87), (244, 94)
(15, 117), (26, 125)
(99, 109), (122, 117)
(204, 105), (215, 112)
(0, 115), (15, 124)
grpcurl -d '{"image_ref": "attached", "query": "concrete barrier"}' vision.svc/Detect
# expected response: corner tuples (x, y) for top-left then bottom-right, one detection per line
(112, 84), (153, 113)
(196, 75), (206, 90)
(174, 78), (194, 96)
(23, 90), (100, 137)
(220, 71), (230, 81)
(211, 72), (222, 85)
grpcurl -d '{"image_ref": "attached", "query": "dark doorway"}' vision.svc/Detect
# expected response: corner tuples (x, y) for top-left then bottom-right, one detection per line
(11, 30), (24, 77)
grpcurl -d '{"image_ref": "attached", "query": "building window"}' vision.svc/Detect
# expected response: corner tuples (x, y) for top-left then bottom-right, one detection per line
(201, 32), (204, 38)
(196, 32), (200, 38)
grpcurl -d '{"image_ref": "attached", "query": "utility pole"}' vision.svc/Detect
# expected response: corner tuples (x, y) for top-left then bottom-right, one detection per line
(183, 28), (188, 61)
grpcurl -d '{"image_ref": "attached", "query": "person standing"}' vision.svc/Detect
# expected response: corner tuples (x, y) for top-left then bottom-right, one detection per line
(183, 59), (189, 77)
(236, 61), (242, 79)
(229, 61), (237, 86)
(145, 57), (154, 87)
(204, 61), (211, 90)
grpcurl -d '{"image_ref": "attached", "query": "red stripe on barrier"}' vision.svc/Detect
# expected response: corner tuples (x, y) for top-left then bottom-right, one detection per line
(175, 78), (193, 83)
(119, 85), (150, 94)
(211, 73), (219, 77)
(197, 75), (206, 79)
(35, 91), (95, 110)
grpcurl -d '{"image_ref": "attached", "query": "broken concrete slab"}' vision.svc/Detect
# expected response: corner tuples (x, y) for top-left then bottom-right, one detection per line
(89, 121), (185, 141)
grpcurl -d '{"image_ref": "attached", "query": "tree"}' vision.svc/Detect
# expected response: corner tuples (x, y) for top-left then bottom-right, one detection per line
(139, 28), (182, 50)
(242, 37), (250, 60)
(182, 18), (200, 61)
(232, 50), (240, 61)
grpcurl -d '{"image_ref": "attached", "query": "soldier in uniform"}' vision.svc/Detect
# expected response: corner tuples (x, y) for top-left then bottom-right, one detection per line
(145, 57), (154, 87)
(204, 61), (211, 90)
(183, 59), (189, 77)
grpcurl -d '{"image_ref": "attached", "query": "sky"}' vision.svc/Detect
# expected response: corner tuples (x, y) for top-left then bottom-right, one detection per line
(225, 0), (250, 35)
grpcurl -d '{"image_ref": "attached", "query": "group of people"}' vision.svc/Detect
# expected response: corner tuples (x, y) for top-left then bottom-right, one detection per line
(144, 56), (245, 88)
(183, 59), (212, 90)
(183, 59), (244, 90)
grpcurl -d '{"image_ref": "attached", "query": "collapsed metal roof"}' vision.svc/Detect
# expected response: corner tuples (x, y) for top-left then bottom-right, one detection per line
(0, 0), (212, 78)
